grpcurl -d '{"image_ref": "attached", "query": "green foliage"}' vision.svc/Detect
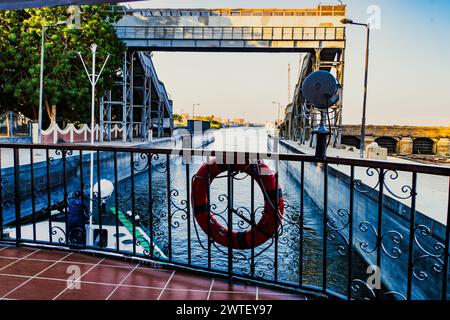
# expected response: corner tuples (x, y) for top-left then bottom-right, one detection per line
(0, 5), (124, 125)
(173, 113), (182, 122)
(211, 120), (222, 129)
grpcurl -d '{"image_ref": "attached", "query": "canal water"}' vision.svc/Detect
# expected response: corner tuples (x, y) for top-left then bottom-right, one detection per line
(105, 127), (368, 296)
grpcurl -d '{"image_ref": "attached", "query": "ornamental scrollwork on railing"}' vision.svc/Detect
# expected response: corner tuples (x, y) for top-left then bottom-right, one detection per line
(382, 170), (415, 200)
(412, 225), (444, 282)
(1, 176), (14, 209)
(169, 188), (188, 229)
(354, 168), (416, 202)
(354, 168), (380, 194)
(326, 208), (350, 256)
(210, 194), (228, 215)
(50, 226), (86, 246)
(50, 149), (78, 167)
(132, 152), (168, 174)
(133, 153), (150, 173)
(358, 221), (403, 259)
(351, 279), (406, 300)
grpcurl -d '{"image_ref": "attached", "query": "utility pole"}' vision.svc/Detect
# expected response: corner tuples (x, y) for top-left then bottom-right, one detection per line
(78, 44), (110, 245)
(341, 18), (371, 159)
(192, 103), (200, 120)
(288, 63), (291, 103)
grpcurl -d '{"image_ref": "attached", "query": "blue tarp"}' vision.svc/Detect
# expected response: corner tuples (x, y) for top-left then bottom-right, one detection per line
(0, 0), (144, 10)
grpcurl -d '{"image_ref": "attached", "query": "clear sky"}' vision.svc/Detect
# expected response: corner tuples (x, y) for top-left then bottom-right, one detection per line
(124, 0), (450, 125)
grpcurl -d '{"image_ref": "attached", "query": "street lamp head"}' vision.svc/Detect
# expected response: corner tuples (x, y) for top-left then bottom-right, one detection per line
(56, 21), (67, 26)
(92, 179), (114, 201)
(341, 18), (354, 25)
(90, 43), (98, 53)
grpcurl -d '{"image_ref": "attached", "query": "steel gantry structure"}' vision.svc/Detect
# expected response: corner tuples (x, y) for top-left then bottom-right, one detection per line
(100, 51), (173, 142)
(107, 5), (346, 143)
(283, 46), (345, 146)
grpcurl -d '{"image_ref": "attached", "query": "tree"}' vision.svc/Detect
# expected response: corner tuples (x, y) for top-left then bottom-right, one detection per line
(0, 5), (124, 126)
(173, 113), (182, 122)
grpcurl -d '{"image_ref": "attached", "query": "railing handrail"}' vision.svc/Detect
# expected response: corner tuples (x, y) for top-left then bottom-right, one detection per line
(1, 142), (448, 176)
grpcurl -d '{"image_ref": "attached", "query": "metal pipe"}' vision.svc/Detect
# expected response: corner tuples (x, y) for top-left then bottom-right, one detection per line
(88, 46), (96, 246)
(360, 25), (370, 159)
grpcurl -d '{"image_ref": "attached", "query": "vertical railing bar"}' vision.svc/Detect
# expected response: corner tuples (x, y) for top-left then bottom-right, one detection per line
(0, 147), (3, 241)
(13, 148), (21, 246)
(207, 164), (211, 270)
(299, 161), (305, 286)
(96, 150), (103, 248)
(130, 152), (136, 255)
(406, 172), (417, 300)
(250, 169), (255, 278)
(62, 150), (68, 246)
(166, 154), (172, 261)
(46, 149), (52, 244)
(114, 151), (120, 252)
(441, 178), (450, 301)
(323, 163), (328, 293)
(227, 165), (233, 281)
(347, 165), (355, 300)
(148, 153), (154, 259)
(30, 149), (36, 242)
(376, 168), (385, 300)
(79, 150), (84, 218)
(186, 161), (192, 265)
(274, 160), (279, 283)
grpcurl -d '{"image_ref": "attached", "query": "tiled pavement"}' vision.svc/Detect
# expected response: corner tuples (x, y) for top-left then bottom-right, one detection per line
(0, 245), (309, 300)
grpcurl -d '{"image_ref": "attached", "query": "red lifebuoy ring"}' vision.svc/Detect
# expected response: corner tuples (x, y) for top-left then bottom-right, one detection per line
(192, 157), (284, 250)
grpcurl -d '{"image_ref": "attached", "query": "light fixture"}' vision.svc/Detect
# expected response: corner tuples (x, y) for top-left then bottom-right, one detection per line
(92, 179), (114, 201)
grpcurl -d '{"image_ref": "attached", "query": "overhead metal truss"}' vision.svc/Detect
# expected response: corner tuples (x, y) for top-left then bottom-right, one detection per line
(100, 50), (173, 142)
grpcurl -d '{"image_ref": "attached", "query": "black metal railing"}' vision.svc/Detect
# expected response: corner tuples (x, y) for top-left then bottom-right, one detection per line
(0, 142), (449, 300)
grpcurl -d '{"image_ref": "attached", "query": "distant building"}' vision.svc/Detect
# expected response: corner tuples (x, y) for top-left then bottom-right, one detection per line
(340, 125), (450, 156)
(230, 118), (247, 127)
(187, 120), (211, 133)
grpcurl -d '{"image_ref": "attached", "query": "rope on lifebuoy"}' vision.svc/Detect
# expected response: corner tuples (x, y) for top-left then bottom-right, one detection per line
(192, 157), (284, 250)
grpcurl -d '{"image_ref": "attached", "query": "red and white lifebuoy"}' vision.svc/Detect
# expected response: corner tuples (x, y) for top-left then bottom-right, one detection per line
(192, 157), (284, 250)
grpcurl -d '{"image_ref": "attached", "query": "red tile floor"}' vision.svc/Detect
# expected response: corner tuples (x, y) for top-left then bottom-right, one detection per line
(0, 244), (310, 300)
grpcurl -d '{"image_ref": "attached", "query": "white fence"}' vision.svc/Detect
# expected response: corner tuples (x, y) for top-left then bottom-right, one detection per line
(40, 123), (124, 144)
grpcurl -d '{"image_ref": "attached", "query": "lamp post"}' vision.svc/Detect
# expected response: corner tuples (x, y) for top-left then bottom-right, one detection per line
(272, 101), (282, 125)
(192, 103), (200, 120)
(38, 21), (67, 143)
(92, 179), (114, 247)
(78, 44), (110, 245)
(341, 18), (371, 159)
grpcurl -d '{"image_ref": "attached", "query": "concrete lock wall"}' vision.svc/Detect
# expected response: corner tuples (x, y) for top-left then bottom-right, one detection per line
(269, 137), (447, 300)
